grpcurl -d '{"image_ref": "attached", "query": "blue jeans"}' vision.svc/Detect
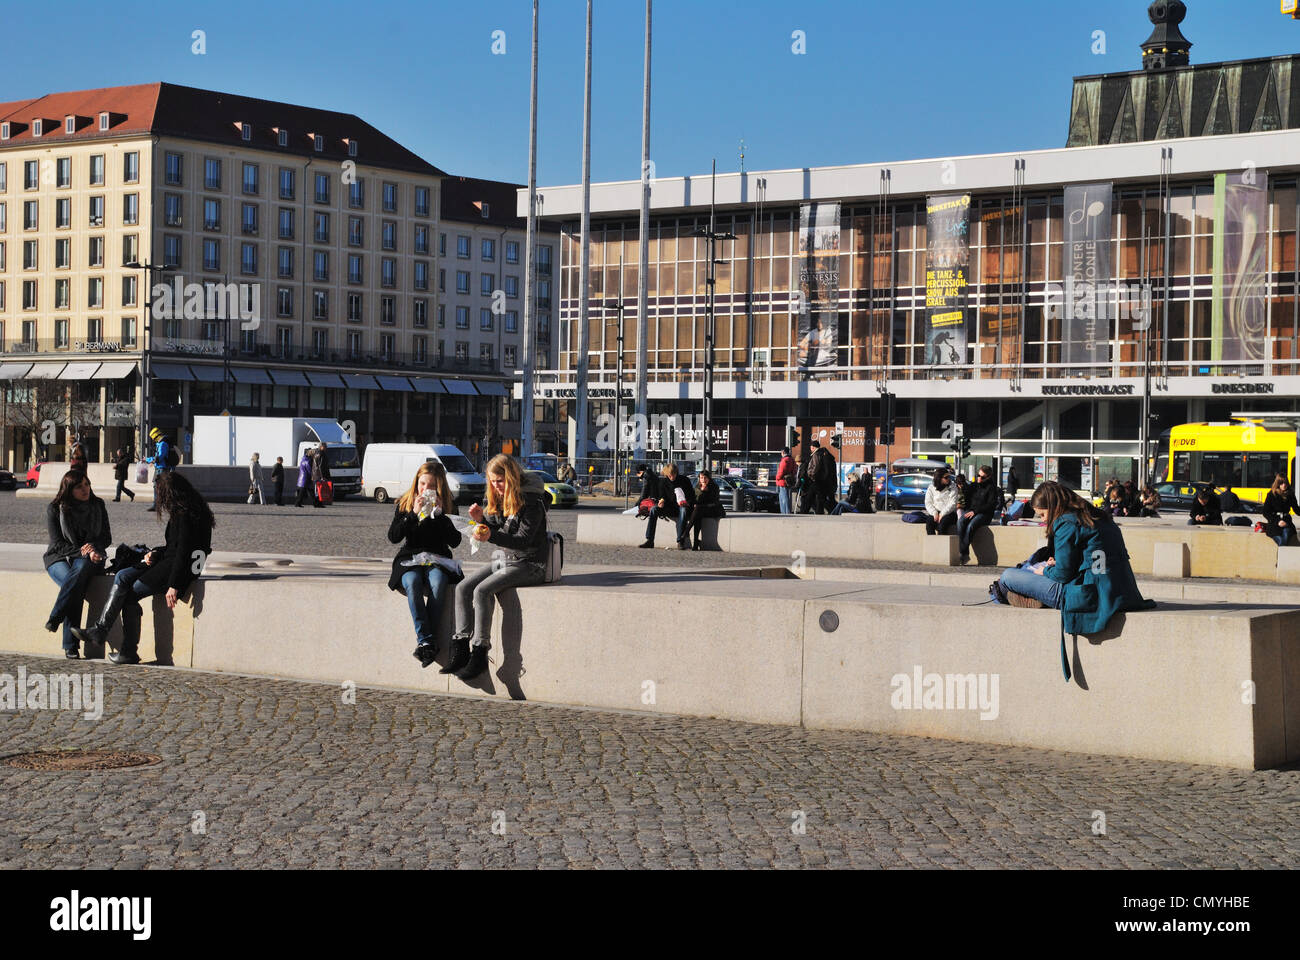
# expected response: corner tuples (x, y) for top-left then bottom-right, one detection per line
(401, 566), (451, 646)
(778, 486), (791, 514)
(957, 512), (992, 555)
(108, 566), (158, 654)
(830, 501), (858, 515)
(47, 557), (98, 652)
(999, 566), (1065, 608)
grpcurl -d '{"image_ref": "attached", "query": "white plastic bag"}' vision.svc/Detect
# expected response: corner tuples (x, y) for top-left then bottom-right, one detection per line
(674, 486), (687, 506)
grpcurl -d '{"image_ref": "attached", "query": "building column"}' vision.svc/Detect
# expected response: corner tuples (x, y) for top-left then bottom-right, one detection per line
(99, 383), (109, 462)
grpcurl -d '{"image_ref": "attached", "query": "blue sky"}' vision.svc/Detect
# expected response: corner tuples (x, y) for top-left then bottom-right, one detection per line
(2, 0), (1295, 187)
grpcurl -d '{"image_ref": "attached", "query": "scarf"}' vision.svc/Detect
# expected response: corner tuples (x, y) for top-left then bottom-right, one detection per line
(59, 497), (103, 548)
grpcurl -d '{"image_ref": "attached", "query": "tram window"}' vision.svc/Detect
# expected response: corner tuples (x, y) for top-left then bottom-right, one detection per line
(1197, 452), (1243, 487)
(1172, 452), (1191, 482)
(1246, 453), (1289, 488)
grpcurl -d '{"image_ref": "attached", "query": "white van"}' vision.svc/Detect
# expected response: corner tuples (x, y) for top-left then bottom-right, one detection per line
(362, 443), (487, 505)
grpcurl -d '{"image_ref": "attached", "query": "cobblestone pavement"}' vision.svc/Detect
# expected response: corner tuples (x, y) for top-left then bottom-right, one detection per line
(1, 653), (1298, 869)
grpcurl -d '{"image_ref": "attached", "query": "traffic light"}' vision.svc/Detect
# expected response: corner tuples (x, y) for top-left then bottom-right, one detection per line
(831, 433), (842, 450)
(958, 436), (971, 459)
(788, 427), (801, 449)
(879, 392), (896, 446)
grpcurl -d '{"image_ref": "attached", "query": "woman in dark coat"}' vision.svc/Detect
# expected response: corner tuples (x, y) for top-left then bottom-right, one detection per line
(388, 461), (463, 668)
(44, 470), (111, 658)
(69, 443), (88, 473)
(112, 449), (135, 502)
(1261, 474), (1299, 547)
(686, 470), (727, 550)
(270, 457), (285, 506)
(73, 471), (214, 664)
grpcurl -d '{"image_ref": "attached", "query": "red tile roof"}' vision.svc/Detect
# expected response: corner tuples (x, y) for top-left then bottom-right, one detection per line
(0, 82), (445, 178)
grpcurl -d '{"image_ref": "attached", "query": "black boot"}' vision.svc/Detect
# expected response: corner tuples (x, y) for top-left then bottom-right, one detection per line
(413, 643), (437, 668)
(70, 582), (132, 649)
(110, 599), (143, 664)
(455, 644), (490, 681)
(439, 633), (471, 674)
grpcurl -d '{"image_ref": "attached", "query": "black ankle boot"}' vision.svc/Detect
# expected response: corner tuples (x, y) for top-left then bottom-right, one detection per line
(70, 582), (132, 649)
(439, 633), (471, 674)
(455, 645), (490, 681)
(413, 643), (437, 668)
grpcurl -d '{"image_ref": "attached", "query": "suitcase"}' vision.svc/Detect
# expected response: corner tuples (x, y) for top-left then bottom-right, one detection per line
(316, 480), (334, 505)
(543, 531), (564, 584)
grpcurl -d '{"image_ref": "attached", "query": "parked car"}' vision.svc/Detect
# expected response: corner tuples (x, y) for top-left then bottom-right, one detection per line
(1152, 481), (1261, 515)
(0, 469), (17, 491)
(689, 474), (779, 513)
(525, 471), (578, 509)
(877, 473), (935, 511)
(26, 462), (44, 488)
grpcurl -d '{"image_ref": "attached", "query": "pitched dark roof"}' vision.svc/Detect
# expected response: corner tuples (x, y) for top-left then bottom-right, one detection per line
(0, 82), (446, 178)
(441, 175), (562, 234)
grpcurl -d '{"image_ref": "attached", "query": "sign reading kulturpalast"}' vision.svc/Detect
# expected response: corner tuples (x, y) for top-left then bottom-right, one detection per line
(1041, 383), (1135, 396)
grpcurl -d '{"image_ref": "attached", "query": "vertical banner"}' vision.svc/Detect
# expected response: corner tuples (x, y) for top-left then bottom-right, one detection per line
(797, 202), (841, 369)
(1212, 170), (1269, 367)
(925, 193), (971, 365)
(1062, 182), (1113, 369)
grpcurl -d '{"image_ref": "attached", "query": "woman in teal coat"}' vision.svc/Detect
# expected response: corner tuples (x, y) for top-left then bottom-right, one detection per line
(996, 480), (1155, 633)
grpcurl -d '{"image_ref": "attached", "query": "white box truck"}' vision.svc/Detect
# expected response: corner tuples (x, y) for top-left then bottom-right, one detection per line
(362, 443), (486, 505)
(192, 416), (362, 496)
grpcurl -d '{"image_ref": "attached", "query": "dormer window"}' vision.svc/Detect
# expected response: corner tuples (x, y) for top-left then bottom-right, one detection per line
(277, 127), (288, 147)
(0, 122), (9, 140)
(347, 139), (358, 157)
(99, 112), (109, 131)
(313, 134), (324, 152)
(239, 121), (252, 141)
(65, 116), (75, 134)
(32, 119), (43, 137)
(481, 202), (491, 219)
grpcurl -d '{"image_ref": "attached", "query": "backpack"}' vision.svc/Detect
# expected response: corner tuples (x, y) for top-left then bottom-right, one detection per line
(164, 443), (180, 468)
(543, 531), (564, 583)
(901, 510), (927, 523)
(1225, 515), (1251, 527)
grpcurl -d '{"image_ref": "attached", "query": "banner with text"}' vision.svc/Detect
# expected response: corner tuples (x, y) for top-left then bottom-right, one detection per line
(1212, 170), (1269, 367)
(925, 193), (971, 365)
(797, 202), (841, 370)
(1062, 182), (1113, 369)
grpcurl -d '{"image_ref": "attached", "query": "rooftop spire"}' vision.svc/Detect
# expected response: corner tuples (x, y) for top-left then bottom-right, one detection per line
(1142, 1), (1192, 71)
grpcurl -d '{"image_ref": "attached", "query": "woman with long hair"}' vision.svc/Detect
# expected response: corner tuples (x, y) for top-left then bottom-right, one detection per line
(993, 481), (1153, 628)
(686, 470), (726, 548)
(69, 443), (88, 473)
(1261, 474), (1299, 547)
(388, 461), (462, 668)
(43, 470), (112, 658)
(444, 455), (548, 681)
(73, 471), (215, 664)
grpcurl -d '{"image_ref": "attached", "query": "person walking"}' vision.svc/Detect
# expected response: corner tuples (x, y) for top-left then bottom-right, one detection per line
(686, 470), (727, 549)
(923, 469), (960, 535)
(635, 463), (662, 549)
(294, 447), (315, 507)
(810, 441), (837, 515)
(656, 463), (696, 549)
(956, 465), (1003, 564)
(311, 442), (332, 507)
(795, 454), (815, 514)
(1188, 487), (1223, 526)
(444, 455), (548, 681)
(247, 453), (266, 505)
(388, 461), (463, 668)
(72, 471), (214, 665)
(43, 470), (112, 659)
(271, 456), (285, 506)
(112, 448), (135, 502)
(1005, 465), (1020, 501)
(774, 446), (797, 515)
(1261, 474), (1299, 547)
(145, 427), (175, 513)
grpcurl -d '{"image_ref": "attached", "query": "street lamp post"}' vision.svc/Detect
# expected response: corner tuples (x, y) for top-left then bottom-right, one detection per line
(126, 261), (175, 458)
(692, 161), (735, 473)
(606, 296), (626, 499)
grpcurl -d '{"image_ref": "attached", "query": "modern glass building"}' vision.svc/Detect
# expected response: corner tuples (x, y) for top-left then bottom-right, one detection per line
(523, 9), (1300, 490)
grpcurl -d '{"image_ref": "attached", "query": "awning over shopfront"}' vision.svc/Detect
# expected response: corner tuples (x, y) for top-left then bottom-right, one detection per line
(474, 381), (509, 396)
(408, 378), (447, 394)
(441, 379), (477, 396)
(189, 364), (227, 382)
(24, 363), (67, 379)
(341, 373), (380, 390)
(268, 369), (309, 386)
(306, 371), (348, 389)
(92, 361), (138, 379)
(230, 367), (274, 384)
(0, 363), (34, 380)
(58, 362), (102, 380)
(151, 361), (196, 381)
(376, 375), (414, 391)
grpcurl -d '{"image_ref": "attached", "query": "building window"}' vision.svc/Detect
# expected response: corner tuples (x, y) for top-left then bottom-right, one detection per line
(165, 152), (183, 185)
(312, 328), (328, 358)
(313, 134), (324, 152)
(381, 258), (396, 288)
(87, 195), (104, 227)
(380, 333), (395, 361)
(121, 234), (138, 266)
(204, 158), (221, 191)
(23, 240), (37, 270)
(0, 202), (5, 231)
(54, 279), (68, 309)
(277, 287), (294, 318)
(242, 162), (259, 194)
(23, 160), (38, 190)
(0, 162), (6, 191)
(201, 319), (222, 342)
(537, 313), (551, 340)
(438, 269), (445, 293)
(122, 317), (137, 347)
(536, 244), (552, 275)
(414, 261), (428, 291)
(480, 343), (494, 368)
(381, 296), (395, 325)
(55, 197), (71, 228)
(88, 237), (103, 267)
(504, 345), (517, 369)
(504, 310), (518, 333)
(313, 290), (328, 321)
(314, 212), (329, 243)
(536, 279), (551, 309)
(24, 200), (38, 230)
(505, 240), (519, 263)
(455, 306), (469, 329)
(480, 307), (493, 331)
(278, 207), (294, 239)
(203, 198), (222, 231)
(456, 271), (470, 294)
(22, 281), (37, 310)
(348, 254), (363, 284)
(348, 140), (358, 158)
(415, 187), (430, 217)
(279, 168), (295, 200)
(382, 221), (396, 251)
(349, 180), (364, 208)
(457, 235), (470, 258)
(163, 235), (181, 268)
(278, 327), (293, 356)
(278, 247), (293, 278)
(413, 336), (427, 364)
(89, 155), (104, 186)
(165, 194), (183, 227)
(455, 341), (469, 364)
(481, 238), (495, 261)
(55, 318), (69, 347)
(54, 238), (69, 269)
(56, 157), (71, 188)
(348, 216), (364, 246)
(242, 203), (258, 234)
(314, 251), (329, 282)
(414, 224), (429, 254)
(314, 173), (330, 203)
(437, 304), (445, 328)
(241, 242), (258, 276)
(87, 277), (103, 308)
(121, 275), (137, 307)
(481, 273), (494, 296)
(504, 275), (518, 298)
(203, 239), (221, 271)
(382, 182), (397, 212)
(347, 331), (362, 358)
(347, 292), (363, 322)
(240, 122), (252, 142)
(278, 129), (289, 148)
(439, 233), (447, 257)
(413, 299), (428, 328)
(123, 152), (139, 183)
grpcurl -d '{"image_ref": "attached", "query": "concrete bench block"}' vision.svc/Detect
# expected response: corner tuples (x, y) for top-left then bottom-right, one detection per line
(921, 535), (959, 566)
(1152, 541), (1191, 579)
(1278, 547), (1300, 585)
